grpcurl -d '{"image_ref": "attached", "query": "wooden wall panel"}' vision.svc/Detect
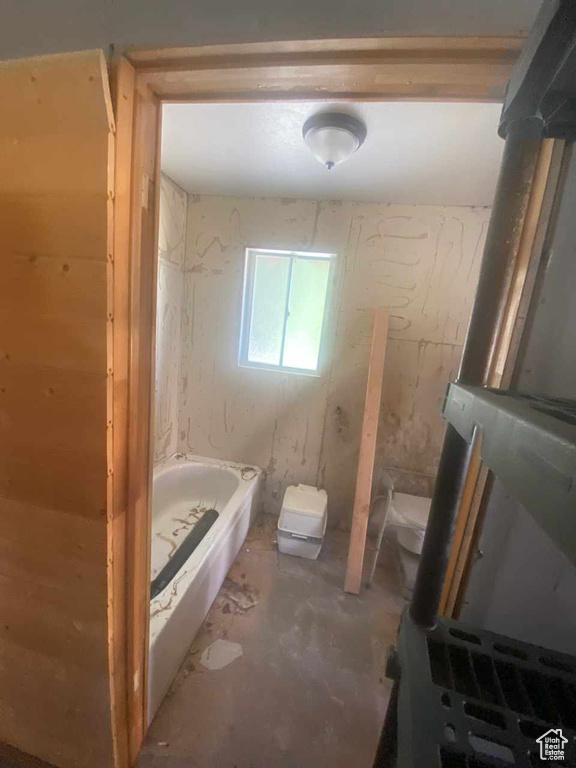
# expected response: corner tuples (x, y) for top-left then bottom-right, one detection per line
(0, 51), (119, 768)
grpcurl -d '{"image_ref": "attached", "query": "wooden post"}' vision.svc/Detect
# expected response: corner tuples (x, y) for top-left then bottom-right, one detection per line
(125, 79), (162, 760)
(345, 308), (389, 595)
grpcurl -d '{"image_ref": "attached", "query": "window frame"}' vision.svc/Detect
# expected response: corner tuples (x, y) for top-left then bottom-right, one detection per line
(238, 247), (336, 376)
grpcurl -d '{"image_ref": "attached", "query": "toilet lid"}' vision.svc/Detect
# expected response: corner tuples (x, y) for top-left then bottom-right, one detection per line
(391, 492), (431, 530)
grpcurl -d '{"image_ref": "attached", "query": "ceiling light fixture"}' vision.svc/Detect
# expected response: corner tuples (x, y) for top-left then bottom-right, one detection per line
(302, 112), (367, 170)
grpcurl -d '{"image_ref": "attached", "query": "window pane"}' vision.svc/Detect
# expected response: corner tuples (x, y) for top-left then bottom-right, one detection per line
(248, 253), (290, 365)
(282, 257), (330, 371)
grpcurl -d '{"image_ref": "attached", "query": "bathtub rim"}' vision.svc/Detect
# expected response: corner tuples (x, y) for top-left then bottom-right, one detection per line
(149, 453), (261, 628)
(153, 451), (261, 487)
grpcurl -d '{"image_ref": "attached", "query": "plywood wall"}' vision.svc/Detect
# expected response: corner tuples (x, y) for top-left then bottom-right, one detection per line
(178, 196), (489, 526)
(154, 174), (187, 464)
(0, 52), (118, 767)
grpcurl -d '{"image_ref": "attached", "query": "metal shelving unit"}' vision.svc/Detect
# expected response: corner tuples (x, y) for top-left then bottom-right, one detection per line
(373, 2), (576, 766)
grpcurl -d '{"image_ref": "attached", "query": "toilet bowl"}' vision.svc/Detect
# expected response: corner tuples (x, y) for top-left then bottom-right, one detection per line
(388, 492), (431, 555)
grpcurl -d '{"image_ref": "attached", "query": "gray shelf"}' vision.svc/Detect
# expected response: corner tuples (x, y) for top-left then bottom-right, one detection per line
(443, 384), (576, 566)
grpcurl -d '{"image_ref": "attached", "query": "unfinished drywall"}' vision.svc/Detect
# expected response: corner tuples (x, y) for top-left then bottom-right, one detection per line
(154, 174), (187, 464)
(179, 195), (489, 525)
(323, 207), (488, 521)
(178, 197), (331, 517)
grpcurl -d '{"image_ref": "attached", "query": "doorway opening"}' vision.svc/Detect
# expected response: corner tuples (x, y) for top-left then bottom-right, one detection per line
(146, 96), (503, 753)
(117, 38), (523, 766)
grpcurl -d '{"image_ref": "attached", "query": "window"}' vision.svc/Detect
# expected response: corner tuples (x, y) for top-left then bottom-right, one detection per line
(239, 248), (335, 375)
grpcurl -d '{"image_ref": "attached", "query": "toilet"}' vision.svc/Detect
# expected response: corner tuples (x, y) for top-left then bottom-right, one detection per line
(388, 492), (431, 555)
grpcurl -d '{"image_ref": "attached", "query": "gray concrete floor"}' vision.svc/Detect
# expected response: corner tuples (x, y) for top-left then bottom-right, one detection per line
(138, 515), (405, 768)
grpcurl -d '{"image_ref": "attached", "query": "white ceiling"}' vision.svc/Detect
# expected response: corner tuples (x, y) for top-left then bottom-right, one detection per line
(161, 101), (504, 207)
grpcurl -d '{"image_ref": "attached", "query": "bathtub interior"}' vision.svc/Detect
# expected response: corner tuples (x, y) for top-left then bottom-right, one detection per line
(147, 456), (261, 722)
(151, 462), (240, 581)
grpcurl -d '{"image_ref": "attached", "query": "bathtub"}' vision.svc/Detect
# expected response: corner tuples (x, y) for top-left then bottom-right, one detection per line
(148, 453), (261, 723)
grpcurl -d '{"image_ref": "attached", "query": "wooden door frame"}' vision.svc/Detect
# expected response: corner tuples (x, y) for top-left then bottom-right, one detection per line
(112, 36), (523, 765)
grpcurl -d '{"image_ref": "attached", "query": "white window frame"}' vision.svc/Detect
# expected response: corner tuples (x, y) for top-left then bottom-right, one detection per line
(238, 247), (336, 376)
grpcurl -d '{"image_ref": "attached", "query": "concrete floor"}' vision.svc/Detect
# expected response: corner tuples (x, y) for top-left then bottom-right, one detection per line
(138, 515), (405, 768)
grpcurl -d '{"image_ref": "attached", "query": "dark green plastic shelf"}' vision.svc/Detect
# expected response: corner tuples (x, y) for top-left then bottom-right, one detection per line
(443, 384), (576, 566)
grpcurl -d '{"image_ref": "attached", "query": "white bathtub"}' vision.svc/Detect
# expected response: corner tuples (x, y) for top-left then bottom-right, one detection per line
(148, 453), (261, 723)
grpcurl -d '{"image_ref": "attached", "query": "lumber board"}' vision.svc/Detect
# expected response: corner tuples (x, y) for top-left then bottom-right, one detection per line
(125, 77), (161, 762)
(345, 308), (389, 594)
(439, 428), (483, 615)
(128, 37), (521, 103)
(128, 36), (523, 65)
(107, 55), (136, 768)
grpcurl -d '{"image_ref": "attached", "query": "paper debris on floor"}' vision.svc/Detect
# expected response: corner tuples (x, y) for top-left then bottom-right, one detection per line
(200, 639), (243, 671)
(218, 576), (259, 614)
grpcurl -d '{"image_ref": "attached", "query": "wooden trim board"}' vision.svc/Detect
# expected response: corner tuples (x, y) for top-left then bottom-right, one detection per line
(107, 57), (133, 768)
(110, 57), (138, 767)
(439, 428), (485, 616)
(345, 308), (389, 595)
(127, 37), (522, 102)
(125, 81), (162, 763)
(489, 138), (564, 388)
(447, 470), (494, 617)
(505, 140), (570, 389)
(127, 36), (523, 64)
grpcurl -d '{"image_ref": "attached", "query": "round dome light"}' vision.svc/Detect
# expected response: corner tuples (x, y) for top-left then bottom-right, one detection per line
(302, 112), (367, 170)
